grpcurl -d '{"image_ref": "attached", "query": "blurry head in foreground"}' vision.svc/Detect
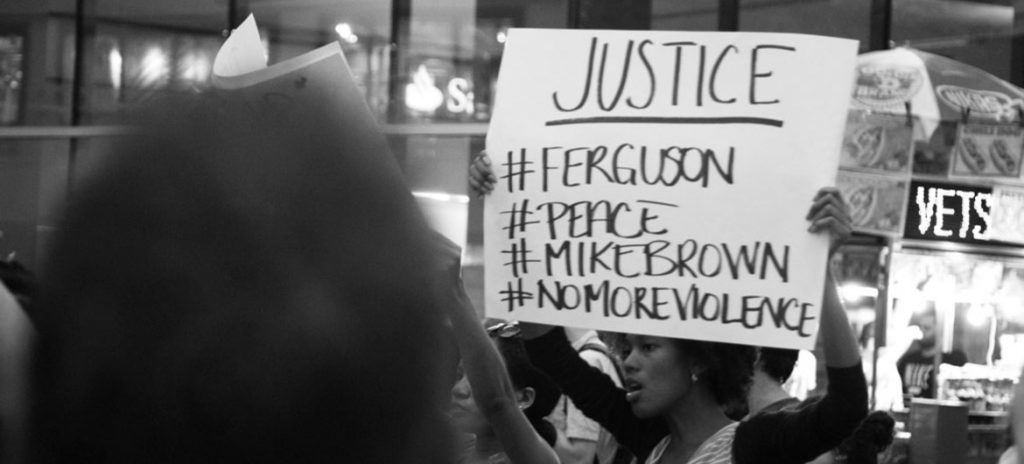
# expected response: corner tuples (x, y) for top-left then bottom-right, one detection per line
(30, 96), (453, 463)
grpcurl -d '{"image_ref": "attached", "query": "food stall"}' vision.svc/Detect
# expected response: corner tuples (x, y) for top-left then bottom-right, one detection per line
(833, 48), (1024, 464)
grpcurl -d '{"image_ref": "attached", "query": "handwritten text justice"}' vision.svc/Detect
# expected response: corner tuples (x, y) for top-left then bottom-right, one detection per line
(550, 37), (796, 112)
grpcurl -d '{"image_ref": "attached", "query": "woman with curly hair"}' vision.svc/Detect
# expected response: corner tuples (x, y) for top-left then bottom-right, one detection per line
(470, 153), (868, 464)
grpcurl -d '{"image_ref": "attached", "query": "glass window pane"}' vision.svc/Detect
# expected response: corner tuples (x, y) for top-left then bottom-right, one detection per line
(0, 0), (77, 125)
(893, 0), (1015, 80)
(0, 34), (24, 126)
(394, 0), (479, 123)
(740, 0), (870, 49)
(80, 1), (227, 124)
(651, 0), (718, 31)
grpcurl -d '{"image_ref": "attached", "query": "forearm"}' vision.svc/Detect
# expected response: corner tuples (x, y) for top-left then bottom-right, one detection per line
(739, 365), (868, 462)
(448, 288), (560, 464)
(820, 270), (861, 368)
(449, 285), (519, 413)
(554, 434), (597, 464)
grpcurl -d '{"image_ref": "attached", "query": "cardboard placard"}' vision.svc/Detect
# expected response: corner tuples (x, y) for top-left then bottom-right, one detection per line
(484, 29), (857, 349)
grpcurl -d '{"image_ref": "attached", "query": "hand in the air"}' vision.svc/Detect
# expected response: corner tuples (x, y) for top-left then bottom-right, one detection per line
(806, 187), (853, 254)
(468, 151), (497, 197)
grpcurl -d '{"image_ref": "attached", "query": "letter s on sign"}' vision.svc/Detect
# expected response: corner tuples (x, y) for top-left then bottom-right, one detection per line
(446, 78), (474, 115)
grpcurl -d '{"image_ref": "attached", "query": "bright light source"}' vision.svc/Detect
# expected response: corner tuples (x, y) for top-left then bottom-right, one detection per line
(108, 47), (123, 90)
(334, 22), (358, 44)
(140, 46), (169, 87)
(413, 191), (470, 204)
(496, 31), (507, 43)
(181, 52), (210, 82)
(966, 304), (990, 327)
(404, 65), (443, 113)
(840, 284), (878, 301)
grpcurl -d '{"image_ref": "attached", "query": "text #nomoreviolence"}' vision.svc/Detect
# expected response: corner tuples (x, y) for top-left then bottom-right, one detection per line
(501, 278), (816, 337)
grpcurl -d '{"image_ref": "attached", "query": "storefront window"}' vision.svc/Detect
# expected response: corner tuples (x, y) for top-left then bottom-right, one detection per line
(889, 250), (1024, 379)
(0, 34), (24, 125)
(893, 0), (1015, 80)
(73, 1), (227, 124)
(739, 0), (870, 49)
(651, 0), (718, 31)
(0, 2), (76, 126)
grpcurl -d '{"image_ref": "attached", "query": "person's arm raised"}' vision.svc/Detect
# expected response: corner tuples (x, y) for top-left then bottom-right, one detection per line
(806, 187), (860, 368)
(736, 187), (867, 463)
(443, 263), (559, 464)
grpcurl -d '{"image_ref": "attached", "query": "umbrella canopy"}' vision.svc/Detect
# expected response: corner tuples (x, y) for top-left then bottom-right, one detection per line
(851, 47), (1024, 137)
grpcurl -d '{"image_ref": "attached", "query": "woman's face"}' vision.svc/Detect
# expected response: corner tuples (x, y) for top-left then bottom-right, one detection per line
(449, 365), (488, 434)
(620, 335), (694, 418)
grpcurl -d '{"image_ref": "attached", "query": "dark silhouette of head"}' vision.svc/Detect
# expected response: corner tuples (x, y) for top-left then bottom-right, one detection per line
(756, 347), (800, 384)
(30, 96), (454, 463)
(494, 335), (560, 445)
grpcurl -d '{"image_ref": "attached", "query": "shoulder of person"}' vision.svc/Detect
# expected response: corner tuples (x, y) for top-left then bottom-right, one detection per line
(578, 343), (614, 366)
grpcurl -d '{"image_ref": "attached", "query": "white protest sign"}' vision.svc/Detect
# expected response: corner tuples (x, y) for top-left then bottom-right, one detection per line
(212, 14), (267, 78)
(484, 29), (857, 350)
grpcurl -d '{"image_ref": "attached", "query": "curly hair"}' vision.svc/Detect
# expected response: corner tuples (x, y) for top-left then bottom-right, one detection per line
(757, 347), (800, 384)
(674, 340), (757, 407)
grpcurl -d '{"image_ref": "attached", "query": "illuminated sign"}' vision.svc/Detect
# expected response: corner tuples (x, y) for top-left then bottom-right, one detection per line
(405, 64), (445, 113)
(445, 77), (474, 115)
(404, 64), (475, 117)
(903, 180), (992, 243)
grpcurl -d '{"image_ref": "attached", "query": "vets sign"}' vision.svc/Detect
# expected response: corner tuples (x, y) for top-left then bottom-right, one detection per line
(484, 29), (857, 350)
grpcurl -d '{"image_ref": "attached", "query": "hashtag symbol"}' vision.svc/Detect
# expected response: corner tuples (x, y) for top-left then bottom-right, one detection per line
(502, 148), (534, 193)
(500, 199), (539, 240)
(499, 278), (533, 312)
(502, 238), (539, 277)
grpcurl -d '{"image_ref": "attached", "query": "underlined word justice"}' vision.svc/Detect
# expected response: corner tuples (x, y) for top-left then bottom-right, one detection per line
(548, 36), (795, 123)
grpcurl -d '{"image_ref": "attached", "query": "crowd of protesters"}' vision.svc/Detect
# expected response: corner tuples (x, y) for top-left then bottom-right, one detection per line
(0, 93), (1020, 464)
